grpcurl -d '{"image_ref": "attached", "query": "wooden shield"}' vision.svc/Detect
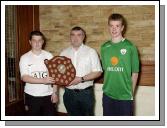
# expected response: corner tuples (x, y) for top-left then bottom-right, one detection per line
(44, 56), (76, 86)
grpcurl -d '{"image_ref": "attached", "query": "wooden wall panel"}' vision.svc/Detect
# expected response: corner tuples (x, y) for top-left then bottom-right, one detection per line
(138, 61), (155, 86)
(5, 5), (39, 116)
(17, 5), (39, 57)
(16, 5), (40, 100)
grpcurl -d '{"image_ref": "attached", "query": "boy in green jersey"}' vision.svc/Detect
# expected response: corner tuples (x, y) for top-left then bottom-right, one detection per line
(100, 13), (139, 116)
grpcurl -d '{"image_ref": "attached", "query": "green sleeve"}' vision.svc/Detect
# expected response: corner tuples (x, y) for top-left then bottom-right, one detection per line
(131, 45), (139, 73)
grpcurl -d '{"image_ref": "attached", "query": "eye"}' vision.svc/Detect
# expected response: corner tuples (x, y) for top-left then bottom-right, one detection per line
(38, 40), (43, 43)
(78, 34), (82, 37)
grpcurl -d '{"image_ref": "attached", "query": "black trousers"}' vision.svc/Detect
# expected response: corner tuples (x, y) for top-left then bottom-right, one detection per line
(103, 93), (133, 116)
(63, 87), (94, 116)
(24, 93), (56, 116)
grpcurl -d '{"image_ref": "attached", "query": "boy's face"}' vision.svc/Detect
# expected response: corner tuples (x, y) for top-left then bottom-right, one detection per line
(29, 35), (44, 51)
(70, 30), (84, 48)
(108, 20), (124, 39)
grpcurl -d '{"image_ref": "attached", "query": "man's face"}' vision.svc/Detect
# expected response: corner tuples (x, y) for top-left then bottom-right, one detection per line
(29, 35), (44, 51)
(70, 30), (85, 48)
(108, 20), (124, 39)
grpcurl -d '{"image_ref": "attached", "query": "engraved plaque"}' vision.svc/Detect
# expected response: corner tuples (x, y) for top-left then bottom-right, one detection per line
(44, 56), (76, 86)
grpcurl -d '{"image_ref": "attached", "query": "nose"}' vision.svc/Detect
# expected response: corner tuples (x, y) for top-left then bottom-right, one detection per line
(73, 36), (79, 41)
(36, 41), (42, 45)
(35, 42), (39, 46)
(112, 26), (116, 30)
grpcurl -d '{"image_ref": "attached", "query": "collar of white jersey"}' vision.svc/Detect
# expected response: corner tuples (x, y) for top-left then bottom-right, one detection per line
(30, 50), (44, 57)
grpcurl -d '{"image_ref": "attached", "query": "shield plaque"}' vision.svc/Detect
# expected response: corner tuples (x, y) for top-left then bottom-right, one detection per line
(44, 56), (76, 86)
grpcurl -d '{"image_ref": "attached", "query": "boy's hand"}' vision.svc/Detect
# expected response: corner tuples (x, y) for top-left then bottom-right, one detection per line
(51, 93), (58, 103)
(43, 76), (55, 84)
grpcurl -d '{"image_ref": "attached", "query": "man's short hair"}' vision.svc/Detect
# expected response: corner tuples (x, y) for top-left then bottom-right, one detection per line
(29, 31), (46, 42)
(71, 26), (87, 43)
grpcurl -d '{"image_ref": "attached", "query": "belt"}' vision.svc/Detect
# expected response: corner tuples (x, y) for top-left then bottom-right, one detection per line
(66, 86), (93, 92)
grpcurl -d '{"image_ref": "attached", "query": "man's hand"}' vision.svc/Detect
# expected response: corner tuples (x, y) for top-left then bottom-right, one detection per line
(68, 76), (82, 86)
(51, 93), (58, 103)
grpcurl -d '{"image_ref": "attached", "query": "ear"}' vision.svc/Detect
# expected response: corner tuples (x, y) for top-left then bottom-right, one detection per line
(29, 40), (32, 45)
(41, 40), (44, 45)
(121, 25), (124, 32)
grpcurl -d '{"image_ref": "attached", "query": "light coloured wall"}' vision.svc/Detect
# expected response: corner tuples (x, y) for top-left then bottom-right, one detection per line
(57, 84), (155, 116)
(39, 5), (155, 62)
(135, 85), (155, 116)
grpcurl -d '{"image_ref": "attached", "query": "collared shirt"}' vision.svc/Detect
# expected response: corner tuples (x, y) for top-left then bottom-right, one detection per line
(60, 44), (102, 89)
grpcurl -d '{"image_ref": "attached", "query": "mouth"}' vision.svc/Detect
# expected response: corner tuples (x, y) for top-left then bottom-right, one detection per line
(112, 32), (117, 35)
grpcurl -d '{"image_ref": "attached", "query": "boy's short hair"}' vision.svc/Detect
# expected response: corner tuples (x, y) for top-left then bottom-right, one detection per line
(108, 13), (127, 36)
(108, 13), (126, 26)
(29, 31), (46, 42)
(71, 26), (87, 43)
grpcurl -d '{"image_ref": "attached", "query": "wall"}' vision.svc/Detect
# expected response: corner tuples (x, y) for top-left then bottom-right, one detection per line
(57, 84), (155, 116)
(39, 5), (155, 116)
(39, 5), (155, 62)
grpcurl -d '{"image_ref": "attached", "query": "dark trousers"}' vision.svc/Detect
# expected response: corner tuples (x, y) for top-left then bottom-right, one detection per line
(24, 93), (56, 116)
(103, 93), (133, 116)
(63, 87), (94, 116)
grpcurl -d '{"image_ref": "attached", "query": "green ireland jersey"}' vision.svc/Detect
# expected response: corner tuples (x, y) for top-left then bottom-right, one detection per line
(100, 39), (139, 100)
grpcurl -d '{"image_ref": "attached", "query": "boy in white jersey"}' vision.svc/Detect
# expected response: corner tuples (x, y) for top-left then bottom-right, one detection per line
(19, 31), (58, 116)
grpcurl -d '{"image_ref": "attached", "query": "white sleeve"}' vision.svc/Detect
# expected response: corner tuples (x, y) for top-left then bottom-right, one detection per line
(60, 50), (65, 56)
(90, 49), (103, 72)
(19, 56), (29, 77)
(47, 52), (54, 59)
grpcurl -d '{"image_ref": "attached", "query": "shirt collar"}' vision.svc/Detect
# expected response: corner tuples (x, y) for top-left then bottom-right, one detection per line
(71, 43), (84, 52)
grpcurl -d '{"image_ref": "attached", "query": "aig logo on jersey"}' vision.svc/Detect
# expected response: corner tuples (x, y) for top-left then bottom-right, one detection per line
(31, 71), (47, 78)
(120, 49), (127, 55)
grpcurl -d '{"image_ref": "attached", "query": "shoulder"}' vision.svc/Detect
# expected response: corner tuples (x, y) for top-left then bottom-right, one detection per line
(60, 47), (71, 56)
(42, 50), (52, 55)
(124, 39), (136, 47)
(101, 40), (111, 49)
(19, 51), (33, 65)
(123, 39), (138, 53)
(82, 45), (100, 60)
(83, 45), (100, 59)
(83, 45), (97, 54)
(42, 50), (53, 59)
(20, 51), (31, 60)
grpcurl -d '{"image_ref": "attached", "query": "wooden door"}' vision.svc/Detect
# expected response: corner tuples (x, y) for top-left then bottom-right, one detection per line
(5, 5), (39, 116)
